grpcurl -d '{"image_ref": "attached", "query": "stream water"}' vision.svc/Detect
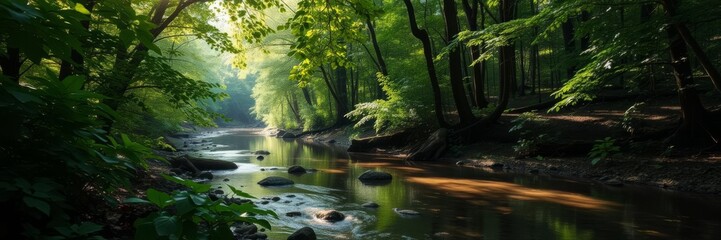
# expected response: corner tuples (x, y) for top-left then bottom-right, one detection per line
(188, 128), (721, 239)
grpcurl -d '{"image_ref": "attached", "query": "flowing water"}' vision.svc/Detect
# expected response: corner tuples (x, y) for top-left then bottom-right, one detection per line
(189, 129), (721, 239)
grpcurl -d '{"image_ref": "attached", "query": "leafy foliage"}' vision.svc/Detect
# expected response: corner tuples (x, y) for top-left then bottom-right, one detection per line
(345, 73), (424, 132)
(127, 175), (277, 240)
(509, 112), (552, 157)
(588, 137), (621, 165)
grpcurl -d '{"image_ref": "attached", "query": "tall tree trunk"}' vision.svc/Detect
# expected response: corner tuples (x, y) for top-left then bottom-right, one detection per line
(59, 0), (96, 80)
(0, 47), (21, 83)
(462, 0), (489, 108)
(662, 0), (719, 146)
(334, 66), (350, 126)
(402, 0), (448, 127)
(365, 16), (388, 99)
(301, 87), (313, 106)
(442, 0), (474, 124)
(494, 0), (515, 120)
(561, 18), (576, 80)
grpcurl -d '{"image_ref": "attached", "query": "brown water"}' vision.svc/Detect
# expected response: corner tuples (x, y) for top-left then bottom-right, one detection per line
(193, 129), (721, 239)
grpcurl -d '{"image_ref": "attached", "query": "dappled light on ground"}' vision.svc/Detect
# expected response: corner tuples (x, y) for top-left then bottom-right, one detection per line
(406, 177), (618, 210)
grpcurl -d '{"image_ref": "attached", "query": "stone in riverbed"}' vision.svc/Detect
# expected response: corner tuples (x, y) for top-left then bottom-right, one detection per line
(285, 211), (302, 217)
(256, 156), (265, 160)
(314, 210), (345, 222)
(287, 227), (316, 240)
(257, 176), (294, 186)
(255, 150), (271, 155)
(605, 178), (624, 187)
(288, 165), (307, 174)
(393, 208), (420, 215)
(361, 202), (379, 208)
(271, 196), (281, 201)
(358, 170), (392, 181)
(233, 222), (257, 235)
(197, 171), (213, 180)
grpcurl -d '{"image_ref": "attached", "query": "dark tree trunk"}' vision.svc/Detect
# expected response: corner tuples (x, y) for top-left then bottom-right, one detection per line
(580, 10), (590, 51)
(462, 0), (489, 108)
(662, 0), (719, 146)
(59, 0), (96, 80)
(561, 18), (576, 80)
(365, 16), (388, 100)
(334, 66), (350, 126)
(443, 0), (474, 124)
(402, 0), (448, 127)
(302, 87), (313, 106)
(0, 47), (21, 83)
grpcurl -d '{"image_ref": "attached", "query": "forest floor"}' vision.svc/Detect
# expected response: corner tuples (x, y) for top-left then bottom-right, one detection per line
(301, 93), (721, 195)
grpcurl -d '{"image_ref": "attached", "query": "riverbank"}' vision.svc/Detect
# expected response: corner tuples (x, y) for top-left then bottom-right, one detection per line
(283, 94), (721, 195)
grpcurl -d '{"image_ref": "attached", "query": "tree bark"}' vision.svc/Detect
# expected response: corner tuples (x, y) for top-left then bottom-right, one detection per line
(0, 47), (21, 83)
(334, 66), (350, 126)
(561, 18), (576, 80)
(402, 0), (448, 127)
(443, 0), (475, 124)
(462, 0), (489, 108)
(365, 16), (388, 100)
(59, 0), (96, 81)
(662, 0), (719, 146)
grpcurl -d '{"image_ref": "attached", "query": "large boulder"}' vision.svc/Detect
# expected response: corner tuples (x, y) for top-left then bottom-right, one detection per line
(287, 227), (316, 240)
(361, 202), (379, 208)
(358, 170), (392, 181)
(287, 165), (307, 174)
(314, 210), (345, 222)
(257, 176), (294, 186)
(170, 155), (237, 171)
(280, 132), (297, 138)
(255, 150), (271, 155)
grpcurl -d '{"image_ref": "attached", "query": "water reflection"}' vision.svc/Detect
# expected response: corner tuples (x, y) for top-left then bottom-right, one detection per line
(198, 129), (721, 239)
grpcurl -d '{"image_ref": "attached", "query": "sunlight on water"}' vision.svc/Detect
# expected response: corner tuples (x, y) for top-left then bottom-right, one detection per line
(200, 129), (721, 240)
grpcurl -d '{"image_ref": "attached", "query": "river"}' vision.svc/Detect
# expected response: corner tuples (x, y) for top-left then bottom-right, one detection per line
(187, 128), (721, 239)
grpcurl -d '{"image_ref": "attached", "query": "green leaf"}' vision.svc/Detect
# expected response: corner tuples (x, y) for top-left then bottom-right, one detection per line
(62, 75), (85, 90)
(175, 197), (195, 215)
(134, 217), (157, 239)
(74, 3), (91, 15)
(153, 215), (179, 236)
(228, 185), (255, 199)
(162, 174), (211, 193)
(74, 222), (103, 235)
(190, 193), (207, 205)
(147, 189), (172, 208)
(23, 197), (50, 216)
(6, 87), (41, 103)
(124, 197), (150, 204)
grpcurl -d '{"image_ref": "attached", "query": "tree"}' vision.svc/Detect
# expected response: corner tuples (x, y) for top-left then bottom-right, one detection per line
(402, 0), (448, 127)
(442, 0), (475, 124)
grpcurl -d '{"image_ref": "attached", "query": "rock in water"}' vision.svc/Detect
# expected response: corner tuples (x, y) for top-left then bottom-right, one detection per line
(314, 210), (345, 222)
(197, 171), (213, 180)
(255, 150), (271, 155)
(285, 211), (302, 217)
(393, 208), (420, 215)
(233, 222), (257, 236)
(257, 176), (294, 186)
(358, 170), (392, 181)
(361, 202), (379, 208)
(256, 155), (265, 160)
(287, 227), (316, 240)
(287, 165), (307, 174)
(605, 178), (624, 187)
